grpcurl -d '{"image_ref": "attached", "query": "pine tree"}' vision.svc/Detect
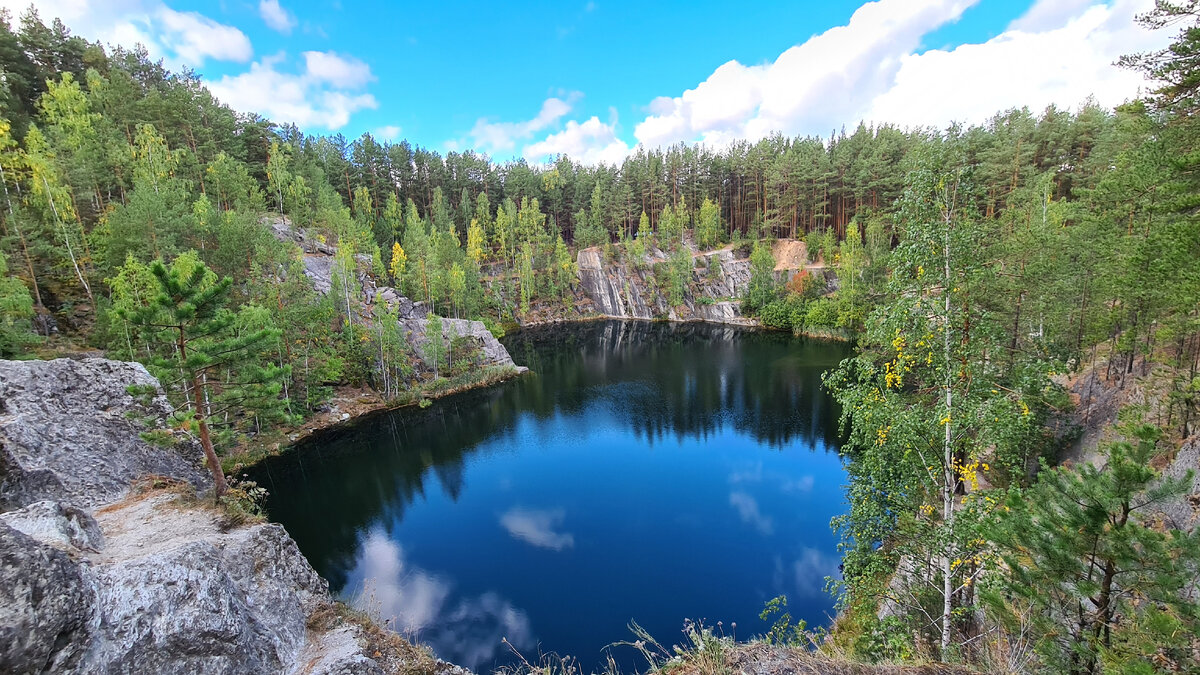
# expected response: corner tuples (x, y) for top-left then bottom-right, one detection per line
(122, 255), (289, 497)
(982, 424), (1200, 674)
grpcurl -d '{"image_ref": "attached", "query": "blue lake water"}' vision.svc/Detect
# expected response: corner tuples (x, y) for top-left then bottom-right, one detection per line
(252, 320), (850, 671)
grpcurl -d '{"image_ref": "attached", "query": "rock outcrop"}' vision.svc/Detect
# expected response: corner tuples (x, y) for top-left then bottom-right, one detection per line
(0, 358), (210, 510)
(0, 357), (462, 675)
(576, 241), (810, 326)
(265, 216), (523, 375)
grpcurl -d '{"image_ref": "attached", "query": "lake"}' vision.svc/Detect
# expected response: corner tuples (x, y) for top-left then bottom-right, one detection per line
(252, 320), (850, 671)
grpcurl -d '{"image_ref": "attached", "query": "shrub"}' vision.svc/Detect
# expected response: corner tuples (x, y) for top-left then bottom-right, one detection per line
(805, 297), (839, 327)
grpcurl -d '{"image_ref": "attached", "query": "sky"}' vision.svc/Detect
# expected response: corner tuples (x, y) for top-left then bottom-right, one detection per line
(4, 0), (1172, 164)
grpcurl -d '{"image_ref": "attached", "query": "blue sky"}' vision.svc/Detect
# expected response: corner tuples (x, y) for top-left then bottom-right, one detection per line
(11, 0), (1170, 163)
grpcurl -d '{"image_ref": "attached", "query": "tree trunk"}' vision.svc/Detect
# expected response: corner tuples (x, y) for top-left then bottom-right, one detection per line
(178, 328), (227, 497)
(940, 202), (955, 658)
(191, 376), (228, 498)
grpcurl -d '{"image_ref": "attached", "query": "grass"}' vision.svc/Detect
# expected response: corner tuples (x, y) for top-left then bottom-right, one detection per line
(492, 619), (978, 675)
(307, 601), (445, 675)
(125, 473), (267, 531)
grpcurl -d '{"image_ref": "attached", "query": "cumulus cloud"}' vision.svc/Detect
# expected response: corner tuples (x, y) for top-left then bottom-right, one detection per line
(13, 0), (379, 131)
(8, 0), (254, 69)
(258, 0), (297, 34)
(375, 125), (402, 141)
(523, 115), (630, 166)
(303, 50), (374, 88)
(466, 94), (581, 154)
(634, 0), (975, 148)
(207, 51), (378, 130)
(625, 0), (1167, 150)
(155, 6), (253, 66)
(729, 491), (774, 535)
(499, 507), (574, 551)
(863, 0), (1162, 130)
(348, 531), (534, 670)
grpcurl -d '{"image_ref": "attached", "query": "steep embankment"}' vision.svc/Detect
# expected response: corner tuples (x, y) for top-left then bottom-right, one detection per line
(266, 217), (523, 376)
(0, 357), (464, 675)
(575, 239), (818, 325)
(1060, 357), (1200, 531)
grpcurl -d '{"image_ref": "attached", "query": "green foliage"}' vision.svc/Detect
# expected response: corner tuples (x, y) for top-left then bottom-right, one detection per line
(695, 197), (723, 250)
(758, 596), (811, 647)
(0, 250), (36, 356)
(122, 254), (292, 444)
(667, 245), (692, 306)
(744, 241), (777, 311)
(981, 424), (1200, 674)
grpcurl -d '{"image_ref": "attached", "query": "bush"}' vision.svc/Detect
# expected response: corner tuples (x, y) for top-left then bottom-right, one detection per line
(805, 297), (839, 327)
(758, 294), (808, 331)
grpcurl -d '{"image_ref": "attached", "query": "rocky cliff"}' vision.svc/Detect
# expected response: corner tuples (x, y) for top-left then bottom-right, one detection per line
(266, 216), (522, 375)
(0, 357), (464, 674)
(575, 239), (813, 325)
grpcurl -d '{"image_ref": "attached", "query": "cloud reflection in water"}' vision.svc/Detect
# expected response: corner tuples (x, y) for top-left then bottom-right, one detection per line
(499, 506), (575, 551)
(347, 530), (534, 669)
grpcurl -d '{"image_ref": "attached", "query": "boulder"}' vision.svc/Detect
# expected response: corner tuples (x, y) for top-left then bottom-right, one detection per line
(0, 358), (210, 510)
(0, 522), (95, 674)
(0, 500), (103, 553)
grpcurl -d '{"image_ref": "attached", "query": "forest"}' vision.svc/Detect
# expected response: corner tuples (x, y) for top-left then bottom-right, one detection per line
(0, 2), (1198, 673)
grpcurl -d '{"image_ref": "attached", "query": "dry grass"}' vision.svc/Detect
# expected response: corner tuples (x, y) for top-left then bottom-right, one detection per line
(108, 473), (266, 532)
(308, 601), (445, 675)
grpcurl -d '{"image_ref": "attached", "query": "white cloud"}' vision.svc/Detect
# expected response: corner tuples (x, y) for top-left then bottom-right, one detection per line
(7, 1), (253, 70)
(12, 0), (378, 131)
(207, 51), (378, 130)
(303, 50), (374, 88)
(348, 531), (534, 670)
(0, 0), (95, 23)
(154, 6), (252, 67)
(375, 125), (402, 141)
(1008, 0), (1093, 32)
(499, 506), (574, 551)
(627, 0), (1168, 150)
(523, 116), (630, 165)
(863, 0), (1163, 130)
(258, 0), (296, 34)
(634, 0), (976, 148)
(729, 491), (774, 535)
(467, 93), (580, 154)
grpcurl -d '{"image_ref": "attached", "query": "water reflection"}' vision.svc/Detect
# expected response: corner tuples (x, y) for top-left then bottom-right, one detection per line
(348, 531), (535, 669)
(499, 507), (575, 551)
(252, 321), (850, 670)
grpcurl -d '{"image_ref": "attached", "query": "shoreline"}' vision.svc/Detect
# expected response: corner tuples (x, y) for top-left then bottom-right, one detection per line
(228, 314), (854, 474)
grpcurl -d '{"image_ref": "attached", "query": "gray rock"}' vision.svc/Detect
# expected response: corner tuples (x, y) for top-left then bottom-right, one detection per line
(1158, 438), (1200, 531)
(86, 521), (329, 674)
(0, 522), (95, 674)
(576, 245), (756, 325)
(0, 354), (473, 675)
(0, 500), (103, 553)
(267, 217), (521, 374)
(264, 215), (335, 255)
(405, 316), (520, 371)
(0, 358), (210, 510)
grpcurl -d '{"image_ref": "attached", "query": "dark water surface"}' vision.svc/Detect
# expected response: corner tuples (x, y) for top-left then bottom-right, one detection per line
(252, 321), (850, 671)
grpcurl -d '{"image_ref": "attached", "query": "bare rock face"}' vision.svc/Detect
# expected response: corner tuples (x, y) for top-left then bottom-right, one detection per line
(576, 245), (756, 325)
(0, 358), (210, 510)
(1159, 438), (1200, 531)
(0, 521), (95, 673)
(266, 217), (522, 375)
(85, 498), (332, 674)
(0, 500), (103, 552)
(404, 316), (519, 371)
(0, 357), (471, 675)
